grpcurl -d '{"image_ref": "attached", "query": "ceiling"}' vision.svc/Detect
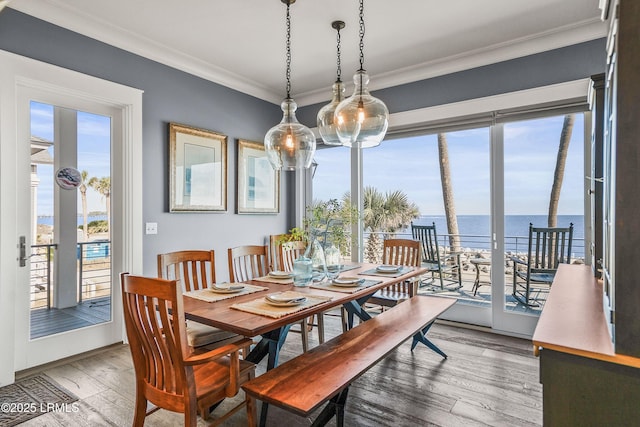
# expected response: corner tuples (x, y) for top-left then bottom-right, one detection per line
(8, 0), (606, 106)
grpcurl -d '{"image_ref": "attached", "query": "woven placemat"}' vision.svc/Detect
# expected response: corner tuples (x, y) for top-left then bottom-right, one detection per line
(359, 266), (415, 278)
(0, 374), (78, 426)
(253, 275), (294, 285)
(230, 292), (332, 318)
(184, 283), (268, 303)
(310, 279), (382, 294)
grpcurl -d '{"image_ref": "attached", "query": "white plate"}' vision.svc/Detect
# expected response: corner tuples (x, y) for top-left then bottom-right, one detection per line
(269, 271), (294, 279)
(266, 292), (306, 303)
(264, 293), (306, 307)
(208, 285), (244, 294)
(332, 277), (363, 287)
(376, 265), (401, 273)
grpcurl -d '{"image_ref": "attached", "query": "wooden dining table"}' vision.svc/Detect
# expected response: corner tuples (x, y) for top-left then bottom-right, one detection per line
(182, 262), (428, 370)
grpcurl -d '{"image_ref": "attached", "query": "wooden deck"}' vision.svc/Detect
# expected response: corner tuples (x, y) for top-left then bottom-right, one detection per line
(18, 308), (542, 426)
(30, 296), (111, 339)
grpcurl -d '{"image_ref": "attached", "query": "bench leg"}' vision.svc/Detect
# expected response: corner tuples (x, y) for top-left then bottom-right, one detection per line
(311, 387), (349, 427)
(247, 325), (292, 427)
(411, 322), (447, 359)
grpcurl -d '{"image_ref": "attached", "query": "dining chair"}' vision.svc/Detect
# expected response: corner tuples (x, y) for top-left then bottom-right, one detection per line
(228, 245), (269, 282)
(268, 233), (288, 272)
(120, 273), (256, 427)
(511, 223), (574, 306)
(367, 238), (422, 308)
(278, 240), (325, 351)
(278, 240), (306, 271)
(157, 250), (239, 349)
(411, 222), (462, 290)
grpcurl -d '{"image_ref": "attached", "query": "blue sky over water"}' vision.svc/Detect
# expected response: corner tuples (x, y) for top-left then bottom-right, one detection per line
(31, 102), (111, 216)
(313, 113), (585, 216)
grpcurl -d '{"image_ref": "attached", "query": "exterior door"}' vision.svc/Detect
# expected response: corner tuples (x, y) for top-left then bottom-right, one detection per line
(13, 86), (122, 371)
(0, 50), (142, 381)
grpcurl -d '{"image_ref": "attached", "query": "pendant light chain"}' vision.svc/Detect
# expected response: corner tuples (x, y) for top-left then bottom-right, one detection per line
(265, 0), (316, 170)
(336, 24), (342, 82)
(285, 1), (292, 99)
(358, 0), (365, 72)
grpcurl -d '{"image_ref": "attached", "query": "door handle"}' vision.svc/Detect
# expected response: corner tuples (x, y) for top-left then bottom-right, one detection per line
(18, 235), (27, 267)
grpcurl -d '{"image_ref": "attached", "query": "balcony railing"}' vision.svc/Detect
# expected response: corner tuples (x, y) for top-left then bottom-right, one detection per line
(30, 240), (112, 310)
(364, 231), (585, 263)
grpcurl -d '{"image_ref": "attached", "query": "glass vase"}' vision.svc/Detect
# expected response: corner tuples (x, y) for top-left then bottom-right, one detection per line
(292, 255), (313, 287)
(308, 236), (327, 282)
(324, 240), (342, 281)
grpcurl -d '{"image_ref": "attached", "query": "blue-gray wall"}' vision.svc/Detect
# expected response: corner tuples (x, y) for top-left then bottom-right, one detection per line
(298, 39), (606, 124)
(0, 9), (606, 278)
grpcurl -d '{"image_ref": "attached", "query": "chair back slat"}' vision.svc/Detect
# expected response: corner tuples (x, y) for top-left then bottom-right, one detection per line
(382, 239), (421, 267)
(268, 234), (288, 272)
(228, 245), (269, 282)
(381, 239), (421, 295)
(279, 241), (306, 272)
(121, 274), (190, 404)
(411, 222), (441, 264)
(157, 250), (216, 291)
(528, 223), (574, 271)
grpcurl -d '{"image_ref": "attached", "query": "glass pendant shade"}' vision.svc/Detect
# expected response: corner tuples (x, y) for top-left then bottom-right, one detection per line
(264, 97), (316, 171)
(316, 80), (346, 146)
(334, 69), (389, 148)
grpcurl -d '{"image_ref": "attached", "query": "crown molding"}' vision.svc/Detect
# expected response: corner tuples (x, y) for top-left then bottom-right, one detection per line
(297, 18), (606, 107)
(9, 0), (284, 103)
(10, 1), (606, 107)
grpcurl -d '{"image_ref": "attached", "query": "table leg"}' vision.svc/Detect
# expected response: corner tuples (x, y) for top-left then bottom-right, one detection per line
(245, 324), (291, 369)
(342, 296), (373, 329)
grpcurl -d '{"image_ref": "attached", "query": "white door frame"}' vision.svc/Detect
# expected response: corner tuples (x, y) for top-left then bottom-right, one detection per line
(0, 49), (143, 385)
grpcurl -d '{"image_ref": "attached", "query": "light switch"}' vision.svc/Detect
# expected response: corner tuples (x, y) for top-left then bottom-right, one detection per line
(145, 222), (158, 235)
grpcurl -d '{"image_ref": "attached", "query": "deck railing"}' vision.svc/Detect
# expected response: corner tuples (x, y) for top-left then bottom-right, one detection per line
(364, 231), (585, 263)
(30, 240), (112, 309)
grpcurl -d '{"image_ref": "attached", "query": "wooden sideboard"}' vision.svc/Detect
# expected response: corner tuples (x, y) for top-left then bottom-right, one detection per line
(532, 264), (640, 426)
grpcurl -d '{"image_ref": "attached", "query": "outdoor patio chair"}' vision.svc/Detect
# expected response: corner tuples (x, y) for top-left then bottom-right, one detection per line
(511, 223), (574, 306)
(120, 273), (256, 427)
(411, 222), (462, 290)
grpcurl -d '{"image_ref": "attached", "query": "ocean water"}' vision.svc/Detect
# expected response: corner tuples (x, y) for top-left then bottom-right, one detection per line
(38, 214), (107, 226)
(406, 215), (585, 256)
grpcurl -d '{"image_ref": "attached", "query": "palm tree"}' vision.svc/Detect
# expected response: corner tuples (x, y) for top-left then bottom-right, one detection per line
(89, 176), (111, 235)
(78, 170), (90, 241)
(548, 114), (575, 227)
(437, 133), (461, 252)
(362, 186), (420, 263)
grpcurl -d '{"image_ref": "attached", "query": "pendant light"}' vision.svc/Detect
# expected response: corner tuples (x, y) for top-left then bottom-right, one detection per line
(316, 20), (346, 146)
(264, 0), (316, 171)
(334, 0), (389, 148)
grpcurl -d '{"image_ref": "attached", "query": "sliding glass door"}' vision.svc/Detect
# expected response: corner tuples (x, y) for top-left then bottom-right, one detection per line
(494, 113), (585, 334)
(311, 111), (586, 337)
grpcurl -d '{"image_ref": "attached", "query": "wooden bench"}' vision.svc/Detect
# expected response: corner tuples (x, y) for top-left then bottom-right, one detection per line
(242, 295), (456, 427)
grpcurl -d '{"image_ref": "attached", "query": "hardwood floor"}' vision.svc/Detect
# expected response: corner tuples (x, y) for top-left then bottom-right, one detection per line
(16, 308), (542, 426)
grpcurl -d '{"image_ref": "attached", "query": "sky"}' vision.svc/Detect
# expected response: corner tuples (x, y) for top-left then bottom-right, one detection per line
(312, 114), (585, 216)
(31, 102), (111, 216)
